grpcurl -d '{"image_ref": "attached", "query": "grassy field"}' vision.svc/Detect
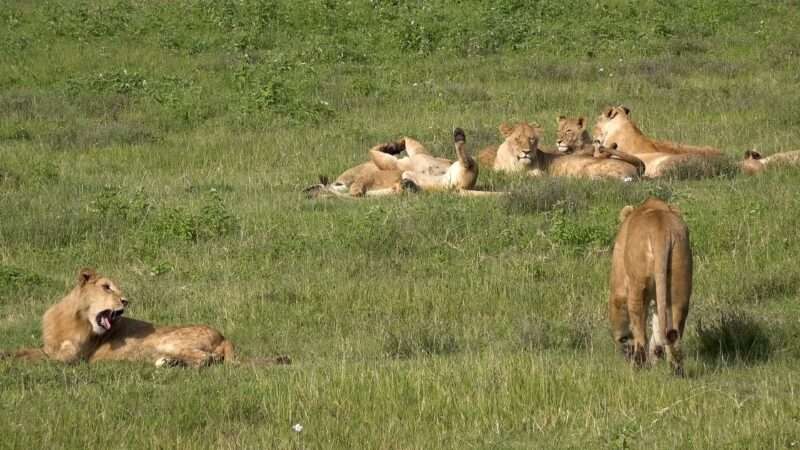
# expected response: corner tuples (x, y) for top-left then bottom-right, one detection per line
(2, 1), (800, 448)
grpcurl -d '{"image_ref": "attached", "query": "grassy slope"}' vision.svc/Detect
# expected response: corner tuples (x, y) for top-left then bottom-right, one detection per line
(1, 1), (800, 448)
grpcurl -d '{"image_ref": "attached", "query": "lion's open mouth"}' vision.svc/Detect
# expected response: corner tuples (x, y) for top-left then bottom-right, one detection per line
(96, 309), (124, 331)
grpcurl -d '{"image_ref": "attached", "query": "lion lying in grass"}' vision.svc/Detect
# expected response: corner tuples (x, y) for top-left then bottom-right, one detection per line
(608, 198), (692, 376)
(306, 129), (501, 197)
(2, 269), (288, 368)
(741, 149), (800, 175)
(479, 122), (645, 181)
(593, 106), (723, 178)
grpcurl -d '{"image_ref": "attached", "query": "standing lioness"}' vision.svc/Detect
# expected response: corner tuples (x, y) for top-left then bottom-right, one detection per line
(5, 269), (237, 367)
(608, 198), (692, 375)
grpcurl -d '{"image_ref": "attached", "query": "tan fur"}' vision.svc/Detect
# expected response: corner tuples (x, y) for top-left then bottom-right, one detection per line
(741, 149), (800, 175)
(478, 122), (543, 173)
(487, 122), (644, 180)
(305, 140), (409, 198)
(593, 106), (723, 177)
(308, 131), (496, 197)
(556, 116), (593, 154)
(608, 198), (692, 376)
(477, 146), (498, 167)
(400, 128), (479, 191)
(10, 269), (240, 368)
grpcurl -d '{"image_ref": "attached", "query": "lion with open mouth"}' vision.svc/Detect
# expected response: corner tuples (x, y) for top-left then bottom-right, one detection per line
(2, 269), (285, 368)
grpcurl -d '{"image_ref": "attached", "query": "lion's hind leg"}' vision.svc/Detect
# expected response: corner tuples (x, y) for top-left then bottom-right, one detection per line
(625, 282), (649, 368)
(154, 349), (215, 368)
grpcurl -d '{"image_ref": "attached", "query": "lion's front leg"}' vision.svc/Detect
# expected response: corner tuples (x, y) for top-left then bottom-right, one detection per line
(49, 340), (82, 363)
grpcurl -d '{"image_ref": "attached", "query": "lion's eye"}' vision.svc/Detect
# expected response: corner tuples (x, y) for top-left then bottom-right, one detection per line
(102, 283), (112, 293)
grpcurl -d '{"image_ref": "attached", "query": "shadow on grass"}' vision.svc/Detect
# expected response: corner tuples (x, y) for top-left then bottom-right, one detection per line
(504, 177), (674, 215)
(519, 315), (595, 353)
(695, 310), (772, 366)
(383, 325), (460, 359)
(661, 155), (739, 181)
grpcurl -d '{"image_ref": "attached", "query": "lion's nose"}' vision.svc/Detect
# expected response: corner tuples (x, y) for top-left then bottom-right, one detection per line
(121, 298), (129, 307)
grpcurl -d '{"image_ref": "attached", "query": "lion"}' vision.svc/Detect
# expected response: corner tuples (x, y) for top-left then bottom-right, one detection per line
(477, 122), (544, 174)
(608, 198), (692, 376)
(479, 122), (645, 181)
(374, 128), (479, 192)
(2, 269), (288, 368)
(307, 130), (500, 197)
(304, 141), (407, 198)
(556, 116), (594, 154)
(741, 149), (800, 175)
(593, 106), (723, 177)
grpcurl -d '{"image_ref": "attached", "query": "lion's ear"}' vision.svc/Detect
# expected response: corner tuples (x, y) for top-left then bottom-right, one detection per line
(576, 116), (585, 128)
(620, 106), (631, 116)
(557, 115), (566, 124)
(618, 205), (635, 223)
(498, 123), (514, 138)
(77, 268), (97, 287)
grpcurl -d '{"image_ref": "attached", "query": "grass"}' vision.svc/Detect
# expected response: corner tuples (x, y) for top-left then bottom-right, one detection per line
(2, 0), (800, 448)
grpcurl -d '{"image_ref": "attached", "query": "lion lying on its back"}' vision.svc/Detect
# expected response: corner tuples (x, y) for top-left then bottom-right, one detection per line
(3, 269), (288, 368)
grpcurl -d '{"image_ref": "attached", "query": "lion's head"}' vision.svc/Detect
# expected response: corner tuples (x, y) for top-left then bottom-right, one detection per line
(75, 268), (128, 336)
(498, 122), (542, 167)
(593, 106), (631, 144)
(741, 149), (765, 175)
(556, 116), (591, 153)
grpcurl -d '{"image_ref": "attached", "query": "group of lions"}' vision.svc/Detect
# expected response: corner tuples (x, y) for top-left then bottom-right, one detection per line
(308, 105), (799, 198)
(2, 105), (797, 373)
(1, 196), (691, 374)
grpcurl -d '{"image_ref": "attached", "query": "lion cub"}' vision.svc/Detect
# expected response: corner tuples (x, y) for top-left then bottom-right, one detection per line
(608, 198), (692, 375)
(7, 269), (237, 368)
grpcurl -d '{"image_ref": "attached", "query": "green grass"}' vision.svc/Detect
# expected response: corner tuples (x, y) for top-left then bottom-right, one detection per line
(2, 1), (800, 448)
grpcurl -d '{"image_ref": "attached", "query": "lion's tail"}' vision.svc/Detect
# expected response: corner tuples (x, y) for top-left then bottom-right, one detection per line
(478, 146), (498, 167)
(244, 355), (292, 367)
(1, 348), (48, 361)
(653, 235), (678, 345)
(212, 339), (291, 367)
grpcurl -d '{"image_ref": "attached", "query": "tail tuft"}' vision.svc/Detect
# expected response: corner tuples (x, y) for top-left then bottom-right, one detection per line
(666, 329), (679, 344)
(246, 355), (292, 367)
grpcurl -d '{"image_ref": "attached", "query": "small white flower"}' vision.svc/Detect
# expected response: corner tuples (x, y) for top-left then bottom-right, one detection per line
(599, 67), (604, 72)
(292, 423), (303, 433)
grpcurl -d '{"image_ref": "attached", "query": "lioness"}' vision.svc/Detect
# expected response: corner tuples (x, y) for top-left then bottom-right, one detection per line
(308, 130), (497, 197)
(480, 122), (644, 181)
(593, 106), (723, 177)
(556, 116), (593, 154)
(608, 198), (692, 375)
(478, 122), (544, 174)
(4, 269), (252, 368)
(375, 129), (479, 192)
(304, 141), (407, 198)
(741, 149), (800, 175)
